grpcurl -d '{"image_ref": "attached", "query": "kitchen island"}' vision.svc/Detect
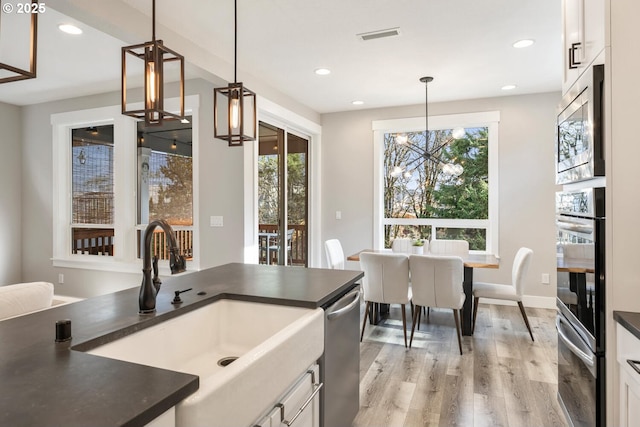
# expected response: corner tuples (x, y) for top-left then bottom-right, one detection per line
(0, 263), (363, 427)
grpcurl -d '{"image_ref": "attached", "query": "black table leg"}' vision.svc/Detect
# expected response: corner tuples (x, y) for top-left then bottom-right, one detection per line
(368, 303), (390, 325)
(462, 266), (473, 336)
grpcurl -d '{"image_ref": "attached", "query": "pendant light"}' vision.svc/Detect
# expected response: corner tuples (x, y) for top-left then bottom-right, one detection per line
(121, 0), (185, 126)
(0, 0), (38, 83)
(392, 76), (464, 177)
(214, 0), (257, 147)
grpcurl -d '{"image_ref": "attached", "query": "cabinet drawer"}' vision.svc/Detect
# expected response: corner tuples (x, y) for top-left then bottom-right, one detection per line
(255, 364), (321, 427)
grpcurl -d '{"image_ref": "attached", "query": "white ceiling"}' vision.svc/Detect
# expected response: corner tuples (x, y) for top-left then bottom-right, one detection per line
(0, 0), (561, 114)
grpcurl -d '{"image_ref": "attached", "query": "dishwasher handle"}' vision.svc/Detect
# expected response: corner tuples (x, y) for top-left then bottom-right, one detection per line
(326, 289), (360, 320)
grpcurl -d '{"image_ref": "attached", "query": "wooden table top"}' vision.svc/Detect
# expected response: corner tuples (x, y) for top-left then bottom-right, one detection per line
(557, 257), (595, 273)
(347, 249), (500, 269)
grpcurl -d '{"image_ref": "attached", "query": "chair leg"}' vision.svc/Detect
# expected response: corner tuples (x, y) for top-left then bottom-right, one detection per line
(361, 302), (370, 342)
(401, 304), (408, 348)
(410, 302), (414, 322)
(409, 305), (421, 348)
(472, 296), (480, 334)
(427, 307), (430, 319)
(517, 301), (535, 341)
(417, 307), (421, 330)
(453, 309), (463, 355)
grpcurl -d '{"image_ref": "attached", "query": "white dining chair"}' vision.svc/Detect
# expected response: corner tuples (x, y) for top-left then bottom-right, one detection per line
(359, 252), (412, 347)
(472, 247), (534, 341)
(408, 255), (465, 353)
(429, 239), (469, 257)
(324, 239), (345, 270)
(391, 238), (413, 254)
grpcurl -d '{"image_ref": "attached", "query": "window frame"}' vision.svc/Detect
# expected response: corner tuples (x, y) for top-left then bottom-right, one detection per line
(51, 96), (199, 274)
(372, 111), (500, 254)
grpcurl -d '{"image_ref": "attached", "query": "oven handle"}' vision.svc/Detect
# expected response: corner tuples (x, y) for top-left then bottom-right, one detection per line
(556, 315), (595, 368)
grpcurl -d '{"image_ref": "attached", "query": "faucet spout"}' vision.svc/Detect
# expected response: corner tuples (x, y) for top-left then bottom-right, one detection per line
(139, 219), (187, 314)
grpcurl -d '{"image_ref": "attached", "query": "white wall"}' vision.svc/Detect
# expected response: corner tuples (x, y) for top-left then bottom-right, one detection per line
(20, 79), (245, 298)
(607, 0), (640, 424)
(321, 91), (560, 304)
(0, 102), (23, 285)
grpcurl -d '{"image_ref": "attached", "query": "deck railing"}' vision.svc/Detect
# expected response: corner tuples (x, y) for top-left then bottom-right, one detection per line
(72, 228), (114, 256)
(72, 227), (194, 260)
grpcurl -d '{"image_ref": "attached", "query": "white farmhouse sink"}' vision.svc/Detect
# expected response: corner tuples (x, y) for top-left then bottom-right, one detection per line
(86, 299), (324, 427)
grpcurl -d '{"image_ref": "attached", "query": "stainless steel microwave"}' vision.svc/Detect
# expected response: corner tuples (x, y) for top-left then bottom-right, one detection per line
(556, 64), (605, 184)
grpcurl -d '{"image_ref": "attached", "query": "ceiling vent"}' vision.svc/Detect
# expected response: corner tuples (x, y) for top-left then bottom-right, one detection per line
(357, 27), (400, 41)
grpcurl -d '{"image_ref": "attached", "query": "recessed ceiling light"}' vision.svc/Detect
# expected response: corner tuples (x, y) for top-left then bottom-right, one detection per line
(513, 39), (534, 48)
(352, 100), (364, 105)
(501, 84), (517, 91)
(315, 68), (331, 76)
(58, 24), (83, 35)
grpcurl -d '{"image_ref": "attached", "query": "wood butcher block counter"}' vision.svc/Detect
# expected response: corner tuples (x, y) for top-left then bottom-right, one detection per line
(0, 263), (363, 427)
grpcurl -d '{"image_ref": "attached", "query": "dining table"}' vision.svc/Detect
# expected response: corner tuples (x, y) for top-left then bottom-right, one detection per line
(347, 249), (500, 336)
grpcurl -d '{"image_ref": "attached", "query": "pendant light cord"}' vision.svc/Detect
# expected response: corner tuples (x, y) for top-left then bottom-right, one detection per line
(425, 80), (429, 146)
(234, 0), (238, 83)
(152, 0), (156, 42)
(420, 76), (433, 154)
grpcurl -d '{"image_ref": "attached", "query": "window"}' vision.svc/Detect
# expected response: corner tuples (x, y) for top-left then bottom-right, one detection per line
(137, 119), (194, 261)
(71, 125), (115, 256)
(52, 97), (198, 273)
(372, 111), (499, 253)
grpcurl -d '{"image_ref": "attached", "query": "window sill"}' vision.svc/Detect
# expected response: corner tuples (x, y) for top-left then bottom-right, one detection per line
(51, 257), (199, 276)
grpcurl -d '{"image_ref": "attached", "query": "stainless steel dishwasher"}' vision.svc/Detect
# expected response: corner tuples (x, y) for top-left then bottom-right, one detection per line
(320, 286), (361, 427)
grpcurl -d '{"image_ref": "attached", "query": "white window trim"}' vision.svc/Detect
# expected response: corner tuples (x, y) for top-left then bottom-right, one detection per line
(372, 111), (500, 254)
(51, 96), (200, 274)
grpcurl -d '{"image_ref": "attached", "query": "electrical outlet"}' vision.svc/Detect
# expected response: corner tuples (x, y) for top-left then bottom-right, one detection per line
(58, 273), (64, 284)
(541, 273), (550, 284)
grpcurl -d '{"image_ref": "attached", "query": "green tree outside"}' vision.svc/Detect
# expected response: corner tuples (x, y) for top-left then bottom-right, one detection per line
(384, 127), (489, 250)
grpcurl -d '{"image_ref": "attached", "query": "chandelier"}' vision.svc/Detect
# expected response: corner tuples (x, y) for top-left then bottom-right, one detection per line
(391, 76), (464, 178)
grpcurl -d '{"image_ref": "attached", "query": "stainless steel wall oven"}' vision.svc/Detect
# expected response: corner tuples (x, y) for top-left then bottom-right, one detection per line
(556, 187), (605, 427)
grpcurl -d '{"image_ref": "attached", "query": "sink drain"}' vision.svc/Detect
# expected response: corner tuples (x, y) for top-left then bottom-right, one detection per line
(217, 356), (238, 367)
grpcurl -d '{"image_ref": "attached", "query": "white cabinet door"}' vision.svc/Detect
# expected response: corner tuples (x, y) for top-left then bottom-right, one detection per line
(616, 324), (640, 427)
(561, 0), (605, 93)
(620, 367), (640, 427)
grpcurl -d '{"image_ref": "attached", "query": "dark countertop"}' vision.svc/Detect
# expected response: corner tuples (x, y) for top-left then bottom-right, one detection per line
(0, 263), (363, 427)
(614, 311), (640, 341)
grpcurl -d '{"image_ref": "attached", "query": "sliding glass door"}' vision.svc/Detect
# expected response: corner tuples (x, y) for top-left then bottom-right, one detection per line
(258, 122), (308, 266)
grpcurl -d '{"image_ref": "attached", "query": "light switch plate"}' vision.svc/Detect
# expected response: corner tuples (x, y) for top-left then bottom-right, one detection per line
(210, 216), (224, 227)
(335, 211), (342, 220)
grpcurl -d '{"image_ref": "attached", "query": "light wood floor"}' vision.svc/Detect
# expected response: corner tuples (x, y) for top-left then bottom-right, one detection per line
(354, 303), (569, 427)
